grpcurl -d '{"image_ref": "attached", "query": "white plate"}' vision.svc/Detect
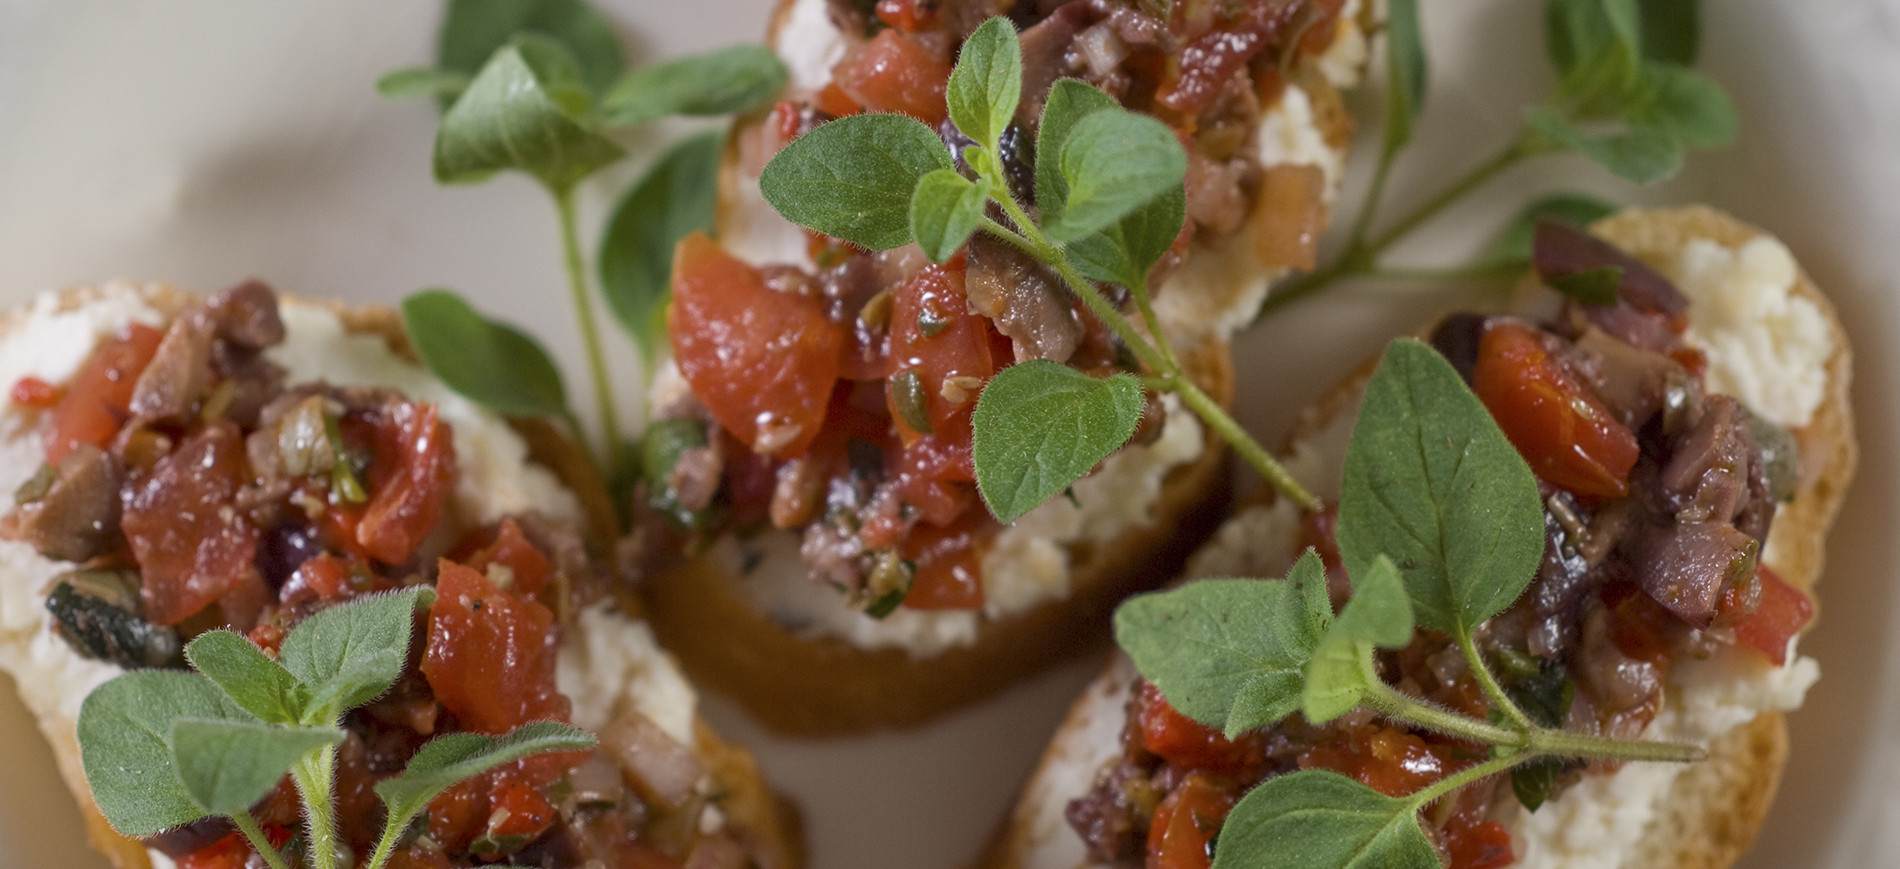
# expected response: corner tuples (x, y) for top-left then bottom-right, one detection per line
(0, 2), (1895, 867)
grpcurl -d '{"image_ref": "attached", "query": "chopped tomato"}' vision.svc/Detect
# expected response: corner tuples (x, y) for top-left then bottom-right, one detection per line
(833, 29), (951, 124)
(1603, 581), (1675, 667)
(1137, 682), (1267, 775)
(875, 0), (939, 32)
(122, 422), (261, 626)
(486, 778), (558, 840)
(815, 82), (862, 119)
(1146, 773), (1234, 869)
(1299, 726), (1457, 798)
(892, 433), (976, 527)
(43, 322), (163, 463)
(279, 551), (388, 609)
(176, 832), (252, 869)
(356, 401), (456, 566)
(423, 559), (568, 734)
(670, 233), (844, 458)
(10, 375), (59, 408)
(1473, 321), (1639, 498)
(1730, 565), (1813, 666)
(901, 518), (985, 610)
(1157, 11), (1281, 117)
(428, 753), (580, 855)
(887, 264), (995, 452)
(1444, 819), (1515, 869)
(461, 518), (556, 597)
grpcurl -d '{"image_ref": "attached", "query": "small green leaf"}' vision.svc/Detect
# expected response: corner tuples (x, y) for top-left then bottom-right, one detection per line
(947, 17), (1024, 151)
(972, 362), (1143, 523)
(402, 291), (568, 418)
(376, 67), (472, 102)
(278, 587), (433, 724)
(171, 719), (343, 817)
(1337, 340), (1544, 638)
(1304, 556), (1412, 724)
(1042, 110), (1187, 242)
(1382, 0), (1427, 156)
(438, 0), (626, 102)
(758, 113), (954, 251)
(1066, 185), (1186, 289)
(1545, 0), (1647, 113)
(1034, 79), (1118, 216)
(376, 721), (596, 841)
(599, 45), (787, 126)
(433, 39), (626, 191)
(599, 131), (722, 366)
(909, 170), (988, 263)
(1513, 756), (1568, 812)
(1631, 64), (1737, 149)
(1115, 552), (1331, 739)
(1211, 770), (1440, 869)
(1637, 0), (1699, 64)
(1547, 266), (1623, 304)
(77, 670), (250, 836)
(185, 630), (310, 725)
(1526, 106), (1683, 184)
(1484, 193), (1619, 267)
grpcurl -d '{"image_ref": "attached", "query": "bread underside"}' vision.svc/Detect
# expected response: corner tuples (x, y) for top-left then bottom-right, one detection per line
(986, 206), (1858, 868)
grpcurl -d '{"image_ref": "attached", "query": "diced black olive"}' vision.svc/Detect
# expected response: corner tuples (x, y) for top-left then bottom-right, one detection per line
(1428, 312), (1491, 384)
(46, 573), (182, 669)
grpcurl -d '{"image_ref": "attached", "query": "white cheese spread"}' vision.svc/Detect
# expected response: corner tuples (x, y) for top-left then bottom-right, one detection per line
(1671, 236), (1833, 429)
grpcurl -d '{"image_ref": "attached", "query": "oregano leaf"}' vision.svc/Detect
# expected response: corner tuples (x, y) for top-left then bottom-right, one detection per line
(1335, 339), (1544, 637)
(1483, 192), (1619, 268)
(758, 113), (954, 251)
(599, 45), (787, 126)
(376, 67), (472, 103)
(1547, 266), (1624, 305)
(1546, 0), (1647, 113)
(278, 587), (434, 724)
(1631, 63), (1737, 149)
(1066, 185), (1187, 289)
(1382, 0), (1427, 156)
(972, 361), (1143, 523)
(1304, 555), (1411, 724)
(185, 630), (310, 725)
(1042, 109), (1187, 242)
(1211, 770), (1440, 869)
(433, 38), (626, 191)
(1525, 105), (1683, 184)
(171, 719), (343, 817)
(376, 721), (595, 844)
(438, 0), (625, 102)
(599, 131), (722, 366)
(947, 16), (1023, 151)
(77, 670), (251, 836)
(1034, 79), (1118, 219)
(909, 169), (988, 263)
(1637, 0), (1699, 65)
(402, 291), (568, 418)
(1115, 552), (1332, 739)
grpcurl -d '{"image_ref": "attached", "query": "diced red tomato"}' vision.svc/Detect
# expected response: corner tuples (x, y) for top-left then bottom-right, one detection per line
(1146, 773), (1235, 869)
(891, 433), (976, 527)
(1730, 565), (1813, 666)
(461, 518), (555, 597)
(428, 752), (582, 855)
(423, 559), (568, 734)
(670, 233), (844, 458)
(875, 0), (939, 32)
(122, 422), (261, 626)
(1473, 321), (1639, 498)
(815, 82), (862, 119)
(1603, 581), (1675, 667)
(279, 551), (387, 609)
(10, 375), (59, 408)
(833, 29), (951, 124)
(1157, 14), (1278, 117)
(887, 264), (995, 452)
(900, 517), (985, 610)
(176, 833), (253, 869)
(1444, 819), (1515, 869)
(1137, 682), (1267, 774)
(1298, 725), (1458, 798)
(247, 622), (287, 656)
(356, 401), (456, 566)
(43, 322), (163, 463)
(486, 778), (558, 840)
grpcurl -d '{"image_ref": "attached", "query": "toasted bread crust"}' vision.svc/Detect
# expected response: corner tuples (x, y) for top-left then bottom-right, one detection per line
(0, 283), (799, 869)
(987, 206), (1857, 868)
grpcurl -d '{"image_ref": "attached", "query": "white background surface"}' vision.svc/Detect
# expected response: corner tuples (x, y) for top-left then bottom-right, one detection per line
(0, 1), (1895, 867)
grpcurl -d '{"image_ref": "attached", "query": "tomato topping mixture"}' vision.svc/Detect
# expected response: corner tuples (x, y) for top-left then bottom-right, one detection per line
(44, 322), (163, 463)
(1730, 565), (1813, 666)
(121, 422), (263, 626)
(423, 559), (569, 734)
(1473, 321), (1639, 498)
(356, 401), (456, 565)
(1137, 682), (1266, 774)
(833, 29), (951, 124)
(1147, 773), (1234, 869)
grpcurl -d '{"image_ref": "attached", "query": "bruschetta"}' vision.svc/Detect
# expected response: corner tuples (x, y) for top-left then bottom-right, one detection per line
(639, 0), (1377, 733)
(0, 281), (800, 868)
(987, 205), (1856, 869)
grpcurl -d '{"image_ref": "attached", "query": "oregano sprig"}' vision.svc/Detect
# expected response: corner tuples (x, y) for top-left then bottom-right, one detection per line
(78, 587), (594, 869)
(1264, 0), (1736, 315)
(1117, 340), (1708, 869)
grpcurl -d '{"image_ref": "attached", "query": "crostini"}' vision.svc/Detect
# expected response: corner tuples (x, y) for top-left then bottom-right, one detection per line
(0, 282), (800, 868)
(988, 206), (1856, 869)
(639, 0), (1377, 733)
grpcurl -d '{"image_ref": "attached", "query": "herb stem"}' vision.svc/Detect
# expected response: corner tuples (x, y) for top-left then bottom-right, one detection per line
(1362, 263), (1524, 283)
(976, 214), (1323, 512)
(1458, 631), (1533, 731)
(1525, 728), (1708, 764)
(554, 186), (621, 476)
(364, 808), (413, 869)
(291, 749), (342, 869)
(231, 810), (291, 869)
(1403, 752), (1525, 811)
(1341, 140), (1401, 257)
(1358, 660), (1522, 748)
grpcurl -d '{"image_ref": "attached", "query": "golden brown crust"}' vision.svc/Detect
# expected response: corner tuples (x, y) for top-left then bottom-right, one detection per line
(1, 283), (798, 869)
(987, 206), (1857, 868)
(644, 341), (1234, 734)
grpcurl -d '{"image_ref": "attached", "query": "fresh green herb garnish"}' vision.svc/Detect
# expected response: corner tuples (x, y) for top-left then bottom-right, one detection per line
(79, 588), (594, 869)
(384, 1), (786, 502)
(1266, 0), (1735, 313)
(969, 360), (1145, 524)
(1118, 341), (1707, 869)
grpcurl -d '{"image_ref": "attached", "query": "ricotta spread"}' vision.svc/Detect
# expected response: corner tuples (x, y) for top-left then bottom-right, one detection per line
(1671, 236), (1833, 429)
